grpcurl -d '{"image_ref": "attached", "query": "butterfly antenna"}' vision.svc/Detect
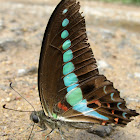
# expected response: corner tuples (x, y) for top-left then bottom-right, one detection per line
(3, 104), (32, 112)
(3, 82), (36, 112)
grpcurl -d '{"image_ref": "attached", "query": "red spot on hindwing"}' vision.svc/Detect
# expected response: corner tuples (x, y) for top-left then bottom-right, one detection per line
(114, 118), (119, 124)
(112, 110), (115, 114)
(102, 121), (107, 125)
(62, 105), (68, 111)
(58, 102), (62, 109)
(107, 103), (110, 108)
(90, 100), (101, 107)
(57, 102), (68, 111)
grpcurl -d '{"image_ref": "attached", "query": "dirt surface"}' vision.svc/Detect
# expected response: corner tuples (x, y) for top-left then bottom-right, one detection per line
(0, 0), (140, 140)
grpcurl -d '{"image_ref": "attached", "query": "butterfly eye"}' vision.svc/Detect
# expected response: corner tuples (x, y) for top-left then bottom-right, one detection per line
(32, 114), (39, 123)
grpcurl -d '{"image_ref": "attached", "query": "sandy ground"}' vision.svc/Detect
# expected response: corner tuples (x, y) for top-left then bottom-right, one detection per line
(0, 0), (140, 140)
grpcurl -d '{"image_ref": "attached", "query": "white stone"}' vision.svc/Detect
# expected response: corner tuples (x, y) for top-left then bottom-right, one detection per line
(97, 60), (109, 69)
(134, 72), (140, 78)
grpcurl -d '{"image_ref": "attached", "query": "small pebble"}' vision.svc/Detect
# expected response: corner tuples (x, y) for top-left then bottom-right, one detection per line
(134, 72), (140, 78)
(16, 100), (21, 104)
(6, 97), (11, 102)
(5, 114), (9, 117)
(17, 66), (37, 76)
(9, 93), (13, 96)
(17, 69), (26, 76)
(97, 60), (109, 69)
(17, 107), (21, 110)
(1, 99), (5, 102)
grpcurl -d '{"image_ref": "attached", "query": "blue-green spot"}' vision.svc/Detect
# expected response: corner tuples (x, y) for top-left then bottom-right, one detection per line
(122, 112), (127, 118)
(67, 84), (79, 92)
(103, 86), (107, 94)
(62, 40), (71, 50)
(66, 87), (83, 106)
(111, 93), (115, 101)
(63, 73), (78, 87)
(117, 102), (122, 110)
(63, 9), (68, 14)
(62, 18), (69, 27)
(63, 49), (73, 62)
(73, 99), (92, 112)
(52, 113), (57, 119)
(85, 110), (109, 120)
(61, 30), (69, 39)
(63, 62), (75, 75)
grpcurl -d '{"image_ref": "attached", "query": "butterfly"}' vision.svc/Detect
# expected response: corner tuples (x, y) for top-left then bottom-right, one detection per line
(30, 0), (139, 139)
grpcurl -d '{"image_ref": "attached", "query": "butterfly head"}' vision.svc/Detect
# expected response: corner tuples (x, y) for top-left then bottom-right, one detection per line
(30, 111), (40, 123)
(30, 110), (47, 130)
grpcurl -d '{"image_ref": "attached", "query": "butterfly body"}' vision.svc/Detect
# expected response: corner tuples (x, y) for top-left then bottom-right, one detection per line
(30, 0), (139, 139)
(30, 110), (94, 130)
(30, 110), (97, 139)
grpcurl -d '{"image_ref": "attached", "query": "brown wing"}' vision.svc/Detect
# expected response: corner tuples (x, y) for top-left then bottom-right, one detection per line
(38, 0), (79, 116)
(38, 0), (139, 125)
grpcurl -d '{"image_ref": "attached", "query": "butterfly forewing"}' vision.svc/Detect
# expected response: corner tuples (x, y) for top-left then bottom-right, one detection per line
(38, 0), (138, 125)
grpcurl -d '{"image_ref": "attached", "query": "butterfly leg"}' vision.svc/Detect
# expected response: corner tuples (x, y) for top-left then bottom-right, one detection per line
(30, 133), (35, 140)
(44, 129), (54, 140)
(58, 127), (66, 140)
(29, 128), (48, 140)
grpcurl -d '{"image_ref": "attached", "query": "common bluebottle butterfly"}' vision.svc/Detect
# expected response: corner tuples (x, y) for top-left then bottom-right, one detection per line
(4, 0), (139, 139)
